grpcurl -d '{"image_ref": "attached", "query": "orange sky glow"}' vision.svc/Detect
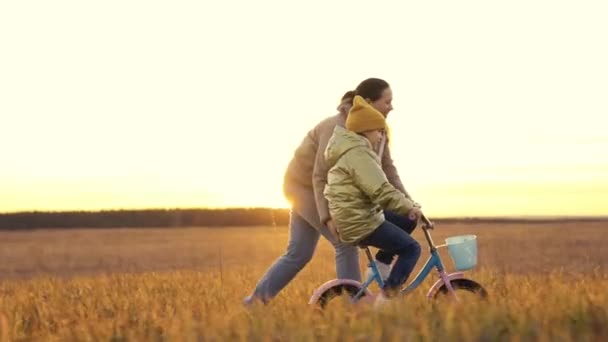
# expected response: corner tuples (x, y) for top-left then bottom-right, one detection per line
(1, 1), (607, 217)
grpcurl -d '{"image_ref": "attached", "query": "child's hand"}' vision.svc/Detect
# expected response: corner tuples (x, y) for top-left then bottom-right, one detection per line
(407, 207), (423, 222)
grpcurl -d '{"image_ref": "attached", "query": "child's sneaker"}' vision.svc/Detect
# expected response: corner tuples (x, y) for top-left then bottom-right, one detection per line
(364, 261), (391, 282)
(373, 292), (392, 311)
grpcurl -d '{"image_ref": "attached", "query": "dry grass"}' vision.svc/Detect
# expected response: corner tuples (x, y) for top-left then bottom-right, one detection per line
(0, 221), (607, 340)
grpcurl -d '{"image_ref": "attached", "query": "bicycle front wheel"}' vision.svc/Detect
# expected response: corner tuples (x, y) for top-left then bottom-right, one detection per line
(432, 278), (488, 301)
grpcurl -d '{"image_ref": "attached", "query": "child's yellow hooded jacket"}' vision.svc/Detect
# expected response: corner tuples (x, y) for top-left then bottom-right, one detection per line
(323, 126), (416, 244)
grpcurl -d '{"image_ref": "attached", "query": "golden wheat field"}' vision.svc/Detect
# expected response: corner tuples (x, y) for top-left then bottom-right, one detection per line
(0, 221), (607, 341)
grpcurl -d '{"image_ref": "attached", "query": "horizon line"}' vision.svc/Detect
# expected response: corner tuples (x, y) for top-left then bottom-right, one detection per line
(1, 206), (607, 221)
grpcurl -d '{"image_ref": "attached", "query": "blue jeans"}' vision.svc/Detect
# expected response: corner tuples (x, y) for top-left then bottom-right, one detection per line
(360, 217), (421, 294)
(247, 210), (361, 303)
(376, 211), (418, 264)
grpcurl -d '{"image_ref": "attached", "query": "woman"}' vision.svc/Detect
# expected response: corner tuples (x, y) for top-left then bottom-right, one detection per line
(244, 78), (416, 305)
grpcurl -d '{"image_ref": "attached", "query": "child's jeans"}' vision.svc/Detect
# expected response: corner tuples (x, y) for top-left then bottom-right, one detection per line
(375, 211), (418, 265)
(359, 218), (422, 295)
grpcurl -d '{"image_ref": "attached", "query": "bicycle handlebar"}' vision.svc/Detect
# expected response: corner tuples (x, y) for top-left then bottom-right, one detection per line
(421, 213), (434, 230)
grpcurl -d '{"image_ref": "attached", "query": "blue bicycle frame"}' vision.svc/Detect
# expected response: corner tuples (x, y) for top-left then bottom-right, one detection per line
(353, 216), (446, 300)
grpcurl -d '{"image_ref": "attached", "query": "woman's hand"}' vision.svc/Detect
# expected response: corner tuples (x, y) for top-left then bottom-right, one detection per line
(326, 219), (340, 241)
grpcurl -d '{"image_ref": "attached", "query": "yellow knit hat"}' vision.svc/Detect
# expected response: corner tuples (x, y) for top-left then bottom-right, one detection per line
(346, 95), (386, 133)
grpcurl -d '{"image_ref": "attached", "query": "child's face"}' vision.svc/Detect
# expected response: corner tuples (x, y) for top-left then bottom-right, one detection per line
(362, 129), (385, 149)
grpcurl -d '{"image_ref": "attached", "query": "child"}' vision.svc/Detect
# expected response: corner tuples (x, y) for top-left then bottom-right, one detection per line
(324, 95), (423, 305)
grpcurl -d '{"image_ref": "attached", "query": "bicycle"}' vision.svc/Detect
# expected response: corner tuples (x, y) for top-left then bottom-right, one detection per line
(309, 214), (488, 308)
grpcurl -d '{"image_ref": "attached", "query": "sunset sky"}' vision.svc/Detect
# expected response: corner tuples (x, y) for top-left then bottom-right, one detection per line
(1, 1), (606, 217)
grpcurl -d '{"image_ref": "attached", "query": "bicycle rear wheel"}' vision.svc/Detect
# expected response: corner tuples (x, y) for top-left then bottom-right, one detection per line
(315, 284), (370, 309)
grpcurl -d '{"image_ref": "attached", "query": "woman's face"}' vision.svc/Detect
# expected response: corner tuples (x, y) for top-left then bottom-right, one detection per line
(362, 129), (385, 150)
(369, 87), (393, 117)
